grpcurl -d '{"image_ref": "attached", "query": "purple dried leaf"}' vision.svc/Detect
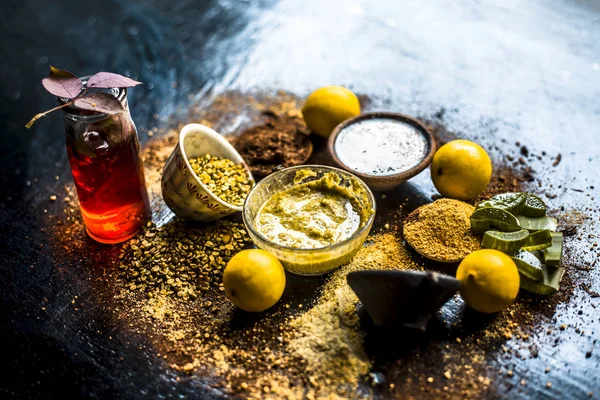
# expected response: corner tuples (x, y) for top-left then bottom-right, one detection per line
(73, 92), (125, 114)
(41, 66), (83, 98)
(87, 72), (142, 89)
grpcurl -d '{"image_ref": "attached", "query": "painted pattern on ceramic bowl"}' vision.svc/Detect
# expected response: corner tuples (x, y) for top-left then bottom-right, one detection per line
(161, 123), (254, 221)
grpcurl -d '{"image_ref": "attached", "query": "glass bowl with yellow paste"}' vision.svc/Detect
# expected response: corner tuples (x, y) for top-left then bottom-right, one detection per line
(243, 165), (376, 275)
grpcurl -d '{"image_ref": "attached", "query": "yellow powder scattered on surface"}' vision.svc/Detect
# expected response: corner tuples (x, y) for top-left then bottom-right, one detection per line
(140, 130), (178, 195)
(288, 233), (424, 395)
(47, 91), (580, 400)
(403, 199), (481, 262)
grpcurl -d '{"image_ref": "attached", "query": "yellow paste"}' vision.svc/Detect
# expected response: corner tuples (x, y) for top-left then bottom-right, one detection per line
(255, 171), (369, 249)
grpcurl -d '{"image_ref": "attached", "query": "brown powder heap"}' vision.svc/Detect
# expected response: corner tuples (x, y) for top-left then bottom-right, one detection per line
(232, 113), (313, 176)
(403, 199), (481, 262)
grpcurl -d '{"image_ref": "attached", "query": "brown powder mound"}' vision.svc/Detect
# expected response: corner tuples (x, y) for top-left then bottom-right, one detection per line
(232, 113), (313, 176)
(403, 199), (481, 262)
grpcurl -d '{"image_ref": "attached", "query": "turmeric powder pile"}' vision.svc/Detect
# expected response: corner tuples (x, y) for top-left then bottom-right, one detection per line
(403, 198), (481, 262)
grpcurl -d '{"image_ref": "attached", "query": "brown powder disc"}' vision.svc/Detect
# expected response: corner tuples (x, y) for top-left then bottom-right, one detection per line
(403, 199), (481, 262)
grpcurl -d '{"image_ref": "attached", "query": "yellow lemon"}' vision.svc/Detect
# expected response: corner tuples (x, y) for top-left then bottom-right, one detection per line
(302, 86), (361, 138)
(430, 140), (492, 200)
(456, 249), (520, 313)
(223, 249), (286, 312)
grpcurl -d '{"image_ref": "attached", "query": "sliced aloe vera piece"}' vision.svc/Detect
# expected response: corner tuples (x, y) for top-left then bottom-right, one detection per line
(519, 265), (565, 295)
(543, 232), (563, 267)
(481, 229), (529, 254)
(521, 229), (553, 251)
(511, 250), (544, 281)
(470, 208), (521, 234)
(521, 194), (547, 217)
(476, 193), (527, 215)
(516, 216), (558, 232)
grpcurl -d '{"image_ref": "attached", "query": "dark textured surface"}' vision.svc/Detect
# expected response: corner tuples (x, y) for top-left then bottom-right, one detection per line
(1, 0), (599, 398)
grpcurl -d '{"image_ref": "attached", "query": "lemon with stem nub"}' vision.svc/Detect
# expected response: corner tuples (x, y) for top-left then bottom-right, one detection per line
(302, 86), (360, 138)
(456, 249), (520, 313)
(431, 140), (492, 200)
(223, 249), (286, 312)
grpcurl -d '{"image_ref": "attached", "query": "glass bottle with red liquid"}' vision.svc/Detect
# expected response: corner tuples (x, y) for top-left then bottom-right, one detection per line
(62, 79), (150, 244)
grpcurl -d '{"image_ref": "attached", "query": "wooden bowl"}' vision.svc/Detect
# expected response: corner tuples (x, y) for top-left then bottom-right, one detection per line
(327, 112), (435, 191)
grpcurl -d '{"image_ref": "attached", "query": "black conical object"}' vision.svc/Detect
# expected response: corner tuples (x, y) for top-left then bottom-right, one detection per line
(347, 270), (460, 331)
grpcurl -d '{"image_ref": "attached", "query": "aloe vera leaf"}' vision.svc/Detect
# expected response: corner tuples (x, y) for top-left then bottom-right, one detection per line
(516, 216), (558, 232)
(519, 265), (565, 296)
(543, 232), (563, 267)
(481, 229), (529, 254)
(470, 208), (521, 234)
(521, 229), (553, 251)
(476, 193), (527, 215)
(521, 194), (547, 217)
(511, 250), (544, 281)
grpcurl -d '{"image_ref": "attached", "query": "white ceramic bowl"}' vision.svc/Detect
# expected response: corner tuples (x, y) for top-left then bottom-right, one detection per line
(161, 123), (254, 221)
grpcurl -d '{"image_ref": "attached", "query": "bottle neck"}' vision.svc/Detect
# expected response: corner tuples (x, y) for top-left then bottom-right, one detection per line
(59, 77), (129, 123)
(62, 97), (130, 124)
